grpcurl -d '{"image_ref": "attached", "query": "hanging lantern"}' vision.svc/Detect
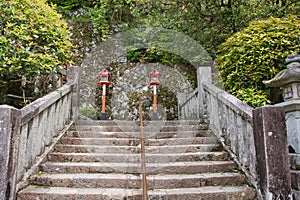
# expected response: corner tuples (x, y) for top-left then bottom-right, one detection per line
(99, 69), (110, 86)
(149, 70), (160, 86)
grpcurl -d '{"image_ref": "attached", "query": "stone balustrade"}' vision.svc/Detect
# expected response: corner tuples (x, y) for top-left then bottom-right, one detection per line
(0, 66), (80, 200)
(202, 83), (257, 182)
(179, 65), (292, 199)
(203, 82), (292, 199)
(178, 90), (199, 120)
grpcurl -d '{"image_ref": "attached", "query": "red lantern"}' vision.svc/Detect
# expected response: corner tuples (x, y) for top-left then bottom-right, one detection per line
(149, 70), (160, 86)
(99, 69), (110, 86)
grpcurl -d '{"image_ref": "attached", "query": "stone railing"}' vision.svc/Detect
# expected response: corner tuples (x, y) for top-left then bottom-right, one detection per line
(203, 82), (292, 199)
(203, 82), (256, 178)
(178, 90), (199, 120)
(179, 66), (292, 199)
(203, 83), (254, 193)
(0, 66), (80, 200)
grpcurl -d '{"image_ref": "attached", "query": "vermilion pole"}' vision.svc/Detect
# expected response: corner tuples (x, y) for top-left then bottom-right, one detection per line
(153, 85), (158, 120)
(101, 84), (106, 120)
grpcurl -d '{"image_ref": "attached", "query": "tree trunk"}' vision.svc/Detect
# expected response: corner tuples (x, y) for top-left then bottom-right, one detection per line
(0, 81), (8, 105)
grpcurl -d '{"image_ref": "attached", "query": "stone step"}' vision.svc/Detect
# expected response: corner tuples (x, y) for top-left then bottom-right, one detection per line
(66, 130), (211, 139)
(290, 153), (300, 170)
(48, 151), (229, 163)
(54, 144), (221, 154)
(72, 124), (207, 132)
(59, 137), (217, 146)
(75, 119), (203, 126)
(18, 120), (254, 199)
(291, 170), (300, 190)
(40, 161), (237, 174)
(18, 186), (256, 200)
(30, 172), (246, 189)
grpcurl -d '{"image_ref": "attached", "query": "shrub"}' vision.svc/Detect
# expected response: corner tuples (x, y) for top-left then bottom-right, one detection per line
(79, 107), (100, 120)
(216, 16), (300, 107)
(234, 88), (271, 108)
(0, 0), (73, 106)
(47, 0), (96, 12)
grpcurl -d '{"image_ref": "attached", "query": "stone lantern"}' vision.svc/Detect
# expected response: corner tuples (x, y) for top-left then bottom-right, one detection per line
(263, 54), (300, 101)
(264, 54), (300, 157)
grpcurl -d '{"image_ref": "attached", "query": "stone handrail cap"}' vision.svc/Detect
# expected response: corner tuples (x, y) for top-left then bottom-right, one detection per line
(285, 54), (300, 64)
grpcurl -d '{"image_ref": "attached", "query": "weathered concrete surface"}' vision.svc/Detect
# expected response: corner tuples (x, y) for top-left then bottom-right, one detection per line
(18, 121), (256, 199)
(16, 68), (79, 186)
(179, 90), (200, 120)
(30, 172), (245, 189)
(40, 161), (237, 175)
(0, 105), (21, 200)
(291, 170), (300, 190)
(48, 151), (229, 163)
(18, 186), (256, 200)
(253, 106), (291, 199)
(277, 100), (300, 154)
(203, 82), (257, 193)
(290, 154), (300, 170)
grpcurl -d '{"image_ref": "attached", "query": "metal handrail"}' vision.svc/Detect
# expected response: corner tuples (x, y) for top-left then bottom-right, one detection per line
(139, 98), (148, 199)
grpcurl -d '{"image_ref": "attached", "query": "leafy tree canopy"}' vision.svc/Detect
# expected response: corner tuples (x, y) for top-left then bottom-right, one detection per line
(45, 0), (300, 109)
(216, 16), (300, 107)
(128, 0), (299, 57)
(0, 0), (73, 107)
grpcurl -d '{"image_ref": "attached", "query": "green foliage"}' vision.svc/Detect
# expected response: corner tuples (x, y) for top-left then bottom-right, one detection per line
(127, 48), (197, 89)
(0, 0), (72, 78)
(89, 0), (111, 39)
(79, 106), (100, 120)
(128, 48), (185, 66)
(234, 88), (271, 108)
(48, 0), (133, 40)
(216, 16), (300, 107)
(0, 0), (73, 106)
(46, 0), (97, 13)
(128, 0), (299, 57)
(90, 0), (133, 39)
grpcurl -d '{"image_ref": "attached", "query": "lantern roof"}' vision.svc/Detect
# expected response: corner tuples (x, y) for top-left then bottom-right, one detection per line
(100, 69), (110, 75)
(263, 54), (300, 87)
(150, 69), (161, 86)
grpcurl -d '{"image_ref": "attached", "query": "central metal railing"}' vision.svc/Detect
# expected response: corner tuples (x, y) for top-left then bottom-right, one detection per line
(139, 98), (148, 199)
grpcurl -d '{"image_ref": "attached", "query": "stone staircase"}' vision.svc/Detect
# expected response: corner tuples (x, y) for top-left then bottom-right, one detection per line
(18, 119), (256, 199)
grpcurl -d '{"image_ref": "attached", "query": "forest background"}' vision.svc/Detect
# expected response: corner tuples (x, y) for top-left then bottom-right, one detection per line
(1, 0), (299, 109)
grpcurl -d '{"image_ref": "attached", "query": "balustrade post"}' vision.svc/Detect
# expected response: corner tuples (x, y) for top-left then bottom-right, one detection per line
(198, 66), (212, 119)
(253, 106), (292, 199)
(0, 105), (21, 200)
(67, 66), (80, 122)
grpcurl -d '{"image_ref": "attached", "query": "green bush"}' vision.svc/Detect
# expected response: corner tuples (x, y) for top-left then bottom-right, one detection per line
(47, 0), (96, 12)
(79, 107), (100, 120)
(0, 0), (73, 106)
(234, 88), (271, 108)
(216, 16), (300, 107)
